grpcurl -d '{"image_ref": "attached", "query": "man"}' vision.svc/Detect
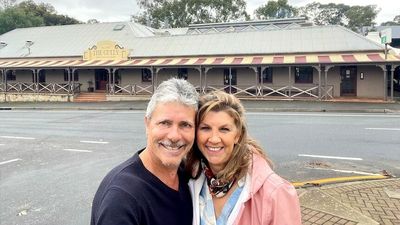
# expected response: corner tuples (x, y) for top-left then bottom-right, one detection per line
(91, 78), (199, 225)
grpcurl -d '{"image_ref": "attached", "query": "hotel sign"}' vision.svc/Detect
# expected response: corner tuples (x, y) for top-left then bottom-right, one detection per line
(83, 40), (129, 60)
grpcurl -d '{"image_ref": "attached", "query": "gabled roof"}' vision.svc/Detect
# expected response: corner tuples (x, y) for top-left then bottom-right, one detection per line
(0, 21), (385, 59)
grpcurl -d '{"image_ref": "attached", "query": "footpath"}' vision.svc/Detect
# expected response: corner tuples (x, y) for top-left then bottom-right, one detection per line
(1, 99), (400, 224)
(1, 99), (400, 113)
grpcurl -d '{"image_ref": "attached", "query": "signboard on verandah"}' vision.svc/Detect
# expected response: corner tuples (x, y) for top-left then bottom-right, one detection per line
(380, 28), (392, 44)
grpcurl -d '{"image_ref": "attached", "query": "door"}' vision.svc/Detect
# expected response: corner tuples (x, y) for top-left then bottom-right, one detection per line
(224, 68), (237, 93)
(340, 66), (357, 96)
(95, 69), (108, 90)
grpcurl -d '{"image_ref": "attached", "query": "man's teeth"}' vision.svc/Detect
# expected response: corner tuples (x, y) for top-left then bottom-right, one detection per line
(164, 145), (181, 150)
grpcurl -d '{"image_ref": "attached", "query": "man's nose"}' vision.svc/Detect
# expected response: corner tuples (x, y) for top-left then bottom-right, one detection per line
(167, 125), (181, 141)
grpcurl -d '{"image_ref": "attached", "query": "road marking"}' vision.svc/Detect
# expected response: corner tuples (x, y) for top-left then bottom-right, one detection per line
(298, 154), (363, 161)
(80, 140), (109, 144)
(0, 158), (22, 165)
(0, 144), (4, 146)
(248, 112), (400, 118)
(0, 136), (35, 140)
(309, 167), (381, 176)
(365, 128), (400, 131)
(63, 149), (93, 153)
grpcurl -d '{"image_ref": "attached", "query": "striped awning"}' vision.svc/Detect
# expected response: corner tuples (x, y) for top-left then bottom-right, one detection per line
(1, 53), (399, 69)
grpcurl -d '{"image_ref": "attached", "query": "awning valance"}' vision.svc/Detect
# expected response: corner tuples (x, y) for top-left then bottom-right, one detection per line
(1, 53), (399, 69)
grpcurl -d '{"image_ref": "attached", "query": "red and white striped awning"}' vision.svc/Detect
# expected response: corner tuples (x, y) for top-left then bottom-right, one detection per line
(1, 53), (399, 69)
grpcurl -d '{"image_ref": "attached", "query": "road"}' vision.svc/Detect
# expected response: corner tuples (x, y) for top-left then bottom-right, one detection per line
(0, 110), (399, 225)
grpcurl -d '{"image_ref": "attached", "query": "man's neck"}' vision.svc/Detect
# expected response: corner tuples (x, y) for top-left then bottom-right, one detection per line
(139, 149), (180, 191)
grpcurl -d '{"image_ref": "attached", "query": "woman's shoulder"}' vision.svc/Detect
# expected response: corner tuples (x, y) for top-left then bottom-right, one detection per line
(251, 153), (294, 193)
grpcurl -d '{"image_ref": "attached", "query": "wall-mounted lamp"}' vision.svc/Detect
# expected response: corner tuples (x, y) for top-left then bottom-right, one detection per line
(360, 72), (364, 80)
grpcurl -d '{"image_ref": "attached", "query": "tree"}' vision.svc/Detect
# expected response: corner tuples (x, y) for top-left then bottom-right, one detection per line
(381, 15), (400, 26)
(0, 0), (81, 34)
(298, 2), (349, 26)
(134, 0), (249, 29)
(298, 2), (379, 32)
(87, 19), (100, 24)
(0, 0), (16, 10)
(17, 0), (80, 26)
(0, 7), (43, 34)
(254, 0), (297, 20)
(345, 5), (379, 32)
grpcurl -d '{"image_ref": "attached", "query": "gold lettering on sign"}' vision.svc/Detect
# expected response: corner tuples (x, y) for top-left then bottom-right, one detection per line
(83, 40), (129, 60)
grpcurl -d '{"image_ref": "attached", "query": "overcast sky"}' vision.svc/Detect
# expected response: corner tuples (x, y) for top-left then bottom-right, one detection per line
(19, 0), (399, 25)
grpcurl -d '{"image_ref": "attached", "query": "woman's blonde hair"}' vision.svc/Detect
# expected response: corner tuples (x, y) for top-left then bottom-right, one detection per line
(185, 91), (273, 181)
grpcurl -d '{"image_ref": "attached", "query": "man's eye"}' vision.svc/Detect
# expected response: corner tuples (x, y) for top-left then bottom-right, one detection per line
(199, 126), (210, 130)
(159, 121), (170, 126)
(181, 123), (193, 128)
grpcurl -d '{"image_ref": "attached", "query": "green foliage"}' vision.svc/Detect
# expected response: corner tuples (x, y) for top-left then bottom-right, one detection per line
(298, 2), (379, 32)
(254, 0), (297, 20)
(298, 2), (349, 26)
(0, 6), (43, 34)
(0, 0), (80, 34)
(381, 15), (400, 26)
(0, 0), (16, 10)
(345, 5), (379, 32)
(134, 0), (249, 28)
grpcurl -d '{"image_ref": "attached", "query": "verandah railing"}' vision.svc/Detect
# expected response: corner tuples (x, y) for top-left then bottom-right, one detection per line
(0, 82), (81, 94)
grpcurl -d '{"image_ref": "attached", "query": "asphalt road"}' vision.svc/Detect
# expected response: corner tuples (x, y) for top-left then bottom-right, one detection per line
(0, 110), (399, 225)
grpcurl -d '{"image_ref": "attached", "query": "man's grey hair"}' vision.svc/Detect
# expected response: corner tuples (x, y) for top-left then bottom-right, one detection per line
(145, 78), (199, 118)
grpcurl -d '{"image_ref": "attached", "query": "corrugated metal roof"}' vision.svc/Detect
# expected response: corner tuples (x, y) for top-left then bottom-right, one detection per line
(0, 22), (384, 59)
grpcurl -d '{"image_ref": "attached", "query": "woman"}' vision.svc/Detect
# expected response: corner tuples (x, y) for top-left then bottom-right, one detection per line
(186, 91), (302, 225)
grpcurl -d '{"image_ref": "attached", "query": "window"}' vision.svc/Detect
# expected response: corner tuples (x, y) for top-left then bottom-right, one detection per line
(177, 68), (188, 80)
(63, 70), (79, 82)
(258, 67), (273, 83)
(6, 70), (16, 81)
(141, 69), (152, 82)
(295, 67), (313, 83)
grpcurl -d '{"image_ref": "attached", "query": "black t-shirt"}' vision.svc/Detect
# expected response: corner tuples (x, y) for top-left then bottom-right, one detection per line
(91, 150), (193, 225)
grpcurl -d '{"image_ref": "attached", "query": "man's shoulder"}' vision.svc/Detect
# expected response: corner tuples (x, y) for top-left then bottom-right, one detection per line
(99, 152), (146, 192)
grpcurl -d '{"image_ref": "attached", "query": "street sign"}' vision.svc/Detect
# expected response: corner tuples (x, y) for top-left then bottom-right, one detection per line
(379, 28), (392, 44)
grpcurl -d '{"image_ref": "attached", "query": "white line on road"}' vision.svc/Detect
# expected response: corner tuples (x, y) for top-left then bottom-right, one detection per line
(248, 112), (400, 118)
(365, 128), (400, 131)
(0, 144), (4, 146)
(298, 154), (363, 161)
(0, 158), (22, 165)
(63, 149), (93, 153)
(0, 136), (35, 140)
(309, 167), (380, 176)
(80, 140), (109, 144)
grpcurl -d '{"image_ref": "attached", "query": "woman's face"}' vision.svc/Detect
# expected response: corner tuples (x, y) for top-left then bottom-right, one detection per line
(196, 110), (240, 174)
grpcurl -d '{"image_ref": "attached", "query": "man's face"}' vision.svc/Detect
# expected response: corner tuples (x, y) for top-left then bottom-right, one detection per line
(145, 101), (196, 170)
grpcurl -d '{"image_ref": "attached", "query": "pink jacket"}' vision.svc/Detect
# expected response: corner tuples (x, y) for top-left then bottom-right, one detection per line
(189, 153), (302, 225)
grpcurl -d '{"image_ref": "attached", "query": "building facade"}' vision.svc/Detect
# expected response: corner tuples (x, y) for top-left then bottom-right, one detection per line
(0, 18), (399, 102)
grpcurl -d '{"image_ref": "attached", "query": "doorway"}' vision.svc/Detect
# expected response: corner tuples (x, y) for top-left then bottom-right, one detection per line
(340, 66), (357, 96)
(95, 69), (108, 90)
